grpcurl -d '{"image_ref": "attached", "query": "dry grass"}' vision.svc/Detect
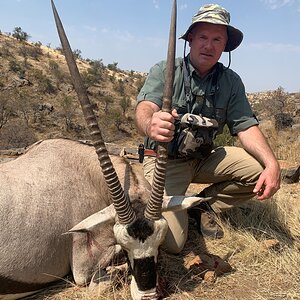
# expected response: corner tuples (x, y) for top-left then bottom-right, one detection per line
(260, 126), (300, 164)
(25, 182), (300, 300)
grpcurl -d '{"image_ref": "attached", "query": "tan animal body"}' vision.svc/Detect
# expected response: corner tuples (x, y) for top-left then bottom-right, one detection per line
(0, 138), (202, 300)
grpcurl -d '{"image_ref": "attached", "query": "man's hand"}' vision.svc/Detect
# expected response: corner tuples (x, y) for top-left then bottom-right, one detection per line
(238, 125), (281, 201)
(147, 109), (178, 142)
(135, 101), (179, 142)
(253, 165), (281, 200)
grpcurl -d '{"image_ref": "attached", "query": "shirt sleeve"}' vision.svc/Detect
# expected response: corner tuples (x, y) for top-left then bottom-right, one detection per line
(136, 61), (165, 107)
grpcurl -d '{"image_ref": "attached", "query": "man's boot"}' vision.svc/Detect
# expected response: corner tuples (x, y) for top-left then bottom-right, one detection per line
(188, 201), (224, 239)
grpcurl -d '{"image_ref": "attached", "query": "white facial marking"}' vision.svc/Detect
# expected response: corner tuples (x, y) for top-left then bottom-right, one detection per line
(130, 276), (158, 300)
(114, 218), (168, 265)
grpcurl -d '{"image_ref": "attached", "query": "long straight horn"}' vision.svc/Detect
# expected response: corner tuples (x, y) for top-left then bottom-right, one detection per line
(51, 0), (136, 224)
(145, 0), (177, 220)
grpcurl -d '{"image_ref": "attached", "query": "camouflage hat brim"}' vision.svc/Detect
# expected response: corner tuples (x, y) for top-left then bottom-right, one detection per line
(179, 4), (243, 52)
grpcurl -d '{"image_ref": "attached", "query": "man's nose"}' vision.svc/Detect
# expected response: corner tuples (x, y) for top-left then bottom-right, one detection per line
(204, 39), (213, 49)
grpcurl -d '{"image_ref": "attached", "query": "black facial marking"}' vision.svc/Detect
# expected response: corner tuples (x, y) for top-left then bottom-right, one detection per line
(127, 217), (154, 243)
(133, 256), (157, 291)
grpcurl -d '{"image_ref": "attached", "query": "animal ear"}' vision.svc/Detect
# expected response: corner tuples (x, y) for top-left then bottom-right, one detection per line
(162, 195), (207, 212)
(68, 204), (116, 233)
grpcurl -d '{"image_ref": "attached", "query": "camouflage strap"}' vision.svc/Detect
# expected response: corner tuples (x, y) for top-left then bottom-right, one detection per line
(182, 55), (193, 113)
(180, 113), (219, 129)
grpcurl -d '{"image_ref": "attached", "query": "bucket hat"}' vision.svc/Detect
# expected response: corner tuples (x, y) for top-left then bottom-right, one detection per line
(180, 4), (243, 52)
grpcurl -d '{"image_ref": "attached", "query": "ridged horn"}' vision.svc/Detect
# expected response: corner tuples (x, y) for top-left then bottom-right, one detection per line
(144, 0), (177, 220)
(51, 0), (136, 224)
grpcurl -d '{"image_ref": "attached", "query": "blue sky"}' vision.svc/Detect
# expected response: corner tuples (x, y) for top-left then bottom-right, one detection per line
(0, 0), (299, 93)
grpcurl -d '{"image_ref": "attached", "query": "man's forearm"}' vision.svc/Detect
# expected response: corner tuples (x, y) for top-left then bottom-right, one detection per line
(237, 125), (279, 168)
(135, 101), (158, 137)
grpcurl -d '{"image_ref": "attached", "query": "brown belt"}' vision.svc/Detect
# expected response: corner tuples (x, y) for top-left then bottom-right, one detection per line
(144, 149), (189, 160)
(144, 149), (158, 157)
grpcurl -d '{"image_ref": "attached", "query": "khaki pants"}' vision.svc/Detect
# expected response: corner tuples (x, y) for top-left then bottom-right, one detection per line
(143, 146), (264, 254)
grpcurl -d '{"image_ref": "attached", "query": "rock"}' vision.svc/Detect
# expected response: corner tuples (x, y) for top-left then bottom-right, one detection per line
(203, 270), (216, 284)
(258, 239), (281, 252)
(12, 76), (32, 87)
(291, 124), (300, 131)
(185, 252), (232, 281)
(281, 166), (300, 184)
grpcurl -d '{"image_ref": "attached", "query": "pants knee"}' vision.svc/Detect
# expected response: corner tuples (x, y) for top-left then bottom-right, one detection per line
(161, 211), (188, 254)
(161, 235), (186, 254)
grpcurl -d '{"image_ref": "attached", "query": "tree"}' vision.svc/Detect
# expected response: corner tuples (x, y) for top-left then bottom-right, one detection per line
(263, 87), (295, 130)
(15, 90), (33, 126)
(12, 27), (30, 42)
(120, 97), (131, 116)
(88, 59), (105, 82)
(0, 120), (37, 149)
(111, 109), (125, 131)
(136, 76), (146, 91)
(274, 113), (294, 130)
(81, 60), (105, 88)
(265, 86), (288, 116)
(48, 60), (64, 87)
(9, 60), (24, 76)
(0, 90), (16, 130)
(72, 49), (82, 60)
(18, 43), (43, 60)
(55, 46), (63, 54)
(102, 95), (114, 113)
(214, 125), (236, 147)
(116, 79), (125, 96)
(61, 95), (76, 131)
(32, 69), (56, 94)
(107, 62), (118, 72)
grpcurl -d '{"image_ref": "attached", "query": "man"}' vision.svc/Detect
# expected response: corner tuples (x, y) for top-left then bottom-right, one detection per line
(135, 4), (280, 254)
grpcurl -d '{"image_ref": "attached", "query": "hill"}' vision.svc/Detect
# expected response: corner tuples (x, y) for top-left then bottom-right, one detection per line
(0, 32), (146, 150)
(1, 30), (300, 163)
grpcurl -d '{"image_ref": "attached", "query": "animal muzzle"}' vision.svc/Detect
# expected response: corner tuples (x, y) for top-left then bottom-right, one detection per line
(141, 291), (161, 300)
(131, 285), (162, 300)
(130, 275), (163, 300)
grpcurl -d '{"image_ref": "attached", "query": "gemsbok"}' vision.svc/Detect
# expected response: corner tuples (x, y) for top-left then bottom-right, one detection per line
(0, 1), (205, 299)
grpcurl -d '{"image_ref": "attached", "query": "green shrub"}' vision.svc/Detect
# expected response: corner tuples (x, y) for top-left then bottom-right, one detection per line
(32, 69), (56, 94)
(9, 60), (22, 73)
(12, 27), (30, 42)
(214, 125), (236, 147)
(0, 120), (37, 149)
(48, 60), (64, 84)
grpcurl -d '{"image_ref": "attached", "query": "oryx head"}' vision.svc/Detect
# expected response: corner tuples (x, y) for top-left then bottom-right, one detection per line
(51, 1), (185, 299)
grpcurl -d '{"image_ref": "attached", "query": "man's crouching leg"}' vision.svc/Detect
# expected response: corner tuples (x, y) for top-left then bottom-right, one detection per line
(190, 146), (265, 238)
(161, 210), (189, 254)
(199, 146), (264, 213)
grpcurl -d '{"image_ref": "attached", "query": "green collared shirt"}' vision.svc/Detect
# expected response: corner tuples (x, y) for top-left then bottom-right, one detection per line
(137, 56), (258, 150)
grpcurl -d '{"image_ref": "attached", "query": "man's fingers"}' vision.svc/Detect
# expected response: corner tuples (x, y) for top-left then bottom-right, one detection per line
(253, 177), (264, 194)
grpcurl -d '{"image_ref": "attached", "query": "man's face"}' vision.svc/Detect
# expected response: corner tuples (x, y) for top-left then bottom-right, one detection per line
(188, 22), (227, 77)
